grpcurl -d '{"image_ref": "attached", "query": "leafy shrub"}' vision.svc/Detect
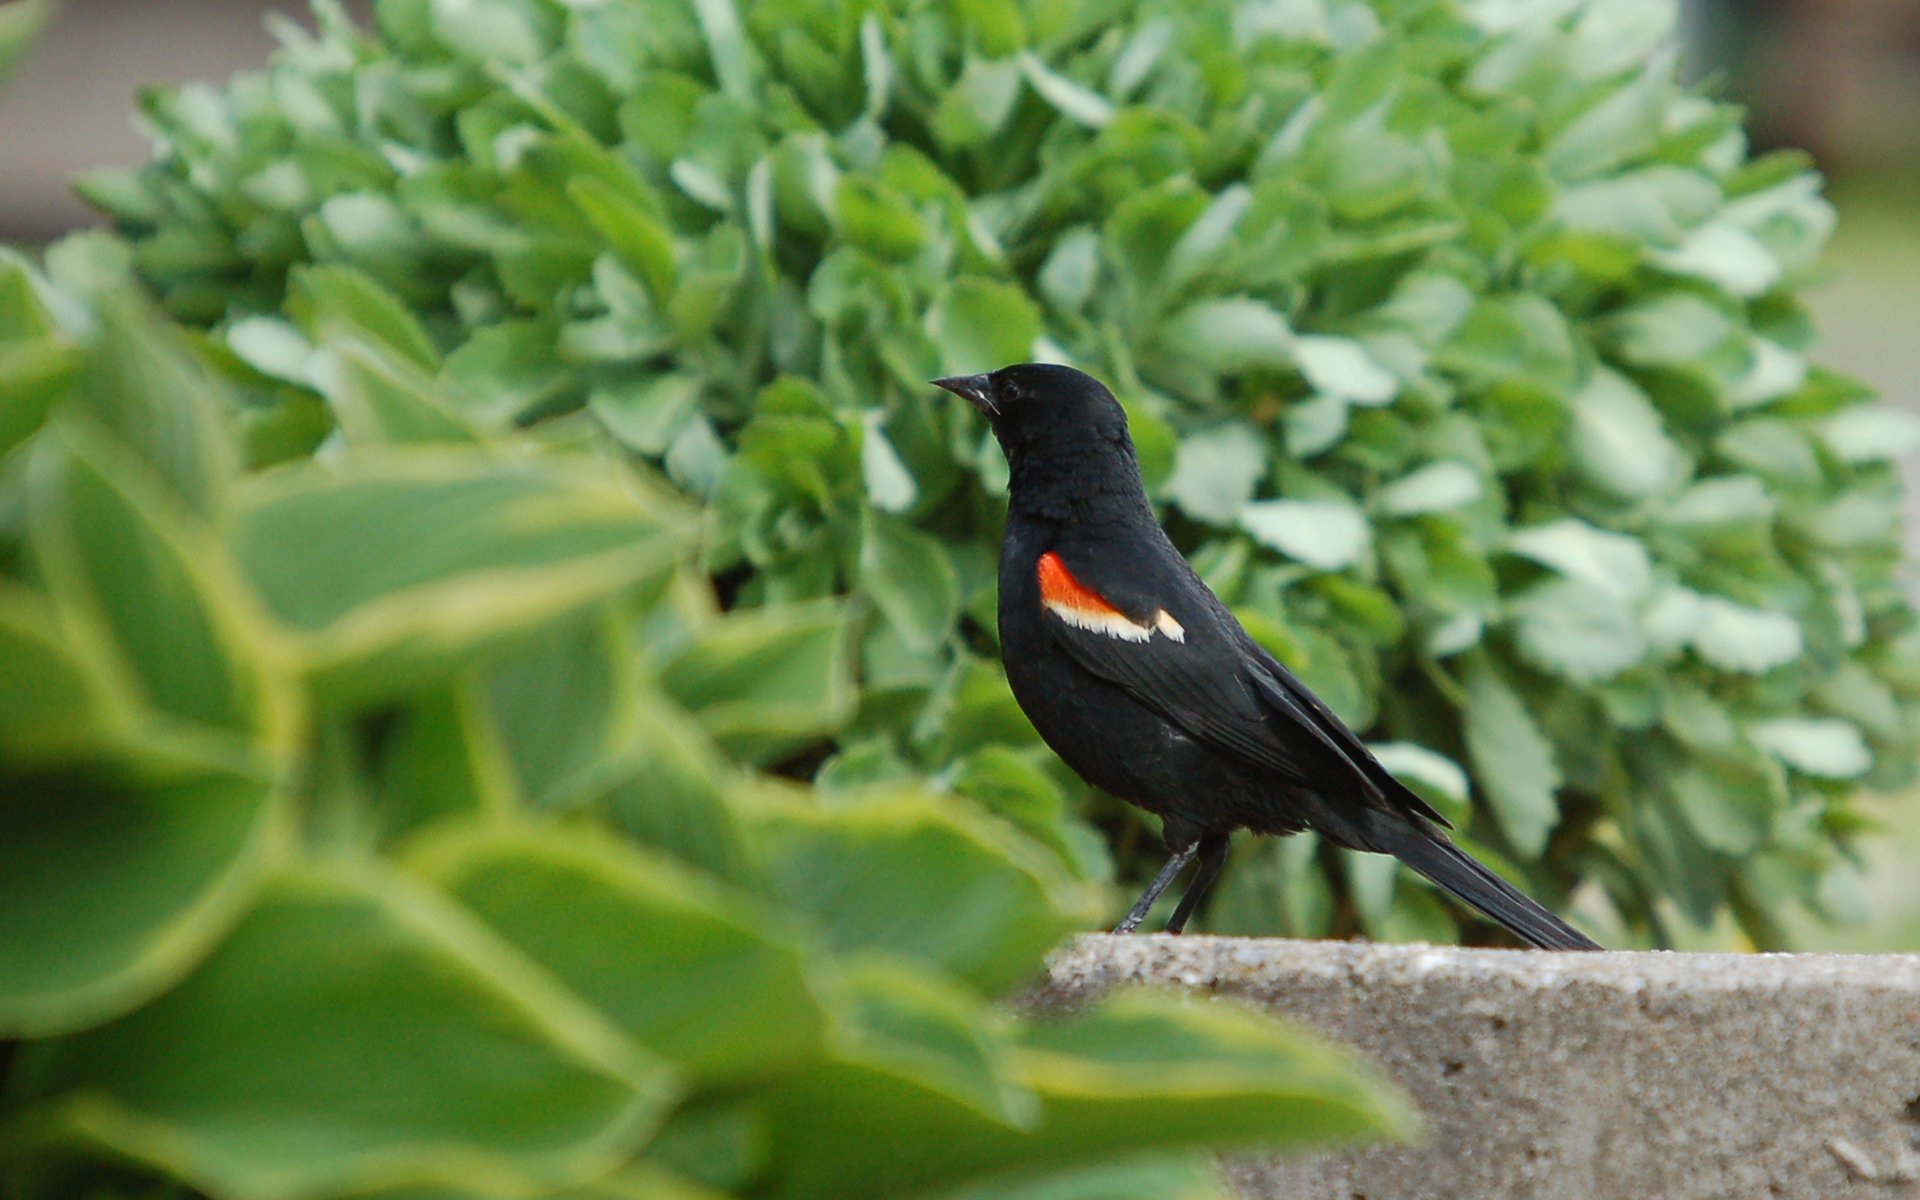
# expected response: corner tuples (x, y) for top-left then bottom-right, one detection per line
(63, 0), (1920, 941)
(0, 258), (1413, 1198)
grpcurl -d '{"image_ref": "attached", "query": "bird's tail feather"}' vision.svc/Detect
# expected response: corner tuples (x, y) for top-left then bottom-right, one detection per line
(1354, 808), (1600, 951)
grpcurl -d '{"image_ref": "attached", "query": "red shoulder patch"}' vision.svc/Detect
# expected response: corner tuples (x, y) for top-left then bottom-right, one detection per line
(1037, 551), (1121, 618)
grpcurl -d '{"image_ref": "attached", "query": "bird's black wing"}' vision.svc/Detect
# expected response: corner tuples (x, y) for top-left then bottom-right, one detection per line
(1241, 643), (1451, 827)
(1033, 540), (1387, 805)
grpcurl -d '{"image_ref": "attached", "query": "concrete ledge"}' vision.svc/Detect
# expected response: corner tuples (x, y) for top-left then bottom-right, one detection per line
(1037, 935), (1920, 1199)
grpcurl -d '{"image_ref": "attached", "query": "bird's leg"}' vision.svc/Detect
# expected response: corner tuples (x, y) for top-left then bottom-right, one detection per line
(1113, 841), (1199, 933)
(1164, 833), (1229, 934)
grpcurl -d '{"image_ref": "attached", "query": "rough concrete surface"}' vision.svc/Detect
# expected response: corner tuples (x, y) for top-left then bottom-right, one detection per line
(1038, 935), (1920, 1199)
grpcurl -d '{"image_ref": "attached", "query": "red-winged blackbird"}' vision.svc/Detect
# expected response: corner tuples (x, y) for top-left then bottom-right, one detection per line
(935, 363), (1599, 950)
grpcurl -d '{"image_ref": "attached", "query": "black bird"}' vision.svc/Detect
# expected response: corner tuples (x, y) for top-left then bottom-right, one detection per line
(934, 363), (1599, 950)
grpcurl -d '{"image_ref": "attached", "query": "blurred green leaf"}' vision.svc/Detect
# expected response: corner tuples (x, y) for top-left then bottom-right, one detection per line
(1565, 369), (1684, 499)
(0, 585), (136, 764)
(72, 293), (235, 515)
(28, 425), (285, 739)
(861, 512), (960, 654)
(741, 787), (1098, 993)
(762, 990), (1415, 1198)
(928, 278), (1039, 376)
(0, 0), (51, 95)
(1375, 461), (1481, 517)
(1240, 498), (1370, 572)
(484, 613), (637, 810)
(656, 600), (854, 763)
(1748, 718), (1871, 780)
(1508, 578), (1646, 682)
(289, 265), (440, 371)
(231, 451), (683, 704)
(0, 751), (280, 1037)
(410, 822), (829, 1082)
(1461, 658), (1561, 857)
(2, 865), (673, 1200)
(1690, 596), (1803, 674)
(916, 1153), (1229, 1200)
(1163, 425), (1265, 525)
(600, 691), (758, 887)
(318, 337), (485, 446)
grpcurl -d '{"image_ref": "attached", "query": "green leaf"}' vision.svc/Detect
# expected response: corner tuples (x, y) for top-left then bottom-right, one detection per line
(602, 692), (757, 888)
(1603, 291), (1738, 368)
(1662, 476), (1773, 528)
(1508, 578), (1647, 682)
(1037, 228), (1101, 311)
(860, 512), (960, 654)
(1505, 518), (1651, 603)
(2, 865), (673, 1199)
(918, 1153), (1229, 1200)
(763, 989), (1415, 1198)
(227, 317), (318, 387)
(1162, 425), (1266, 525)
(836, 176), (928, 261)
(231, 451), (683, 704)
(1369, 742), (1470, 825)
(483, 613), (635, 810)
(861, 414), (920, 513)
(741, 787), (1098, 994)
(1689, 596), (1802, 673)
(0, 751), (280, 1037)
(1292, 335), (1396, 405)
(1748, 718), (1871, 780)
(28, 425), (284, 738)
(1161, 298), (1294, 374)
(1017, 54), (1113, 128)
(931, 55), (1023, 149)
(656, 600), (854, 763)
(317, 337), (485, 446)
(1461, 659), (1561, 857)
(1650, 221), (1780, 298)
(570, 178), (679, 306)
(1819, 406), (1920, 464)
(368, 684), (518, 842)
(0, 0), (51, 91)
(950, 747), (1111, 881)
(928, 278), (1040, 376)
(1566, 368), (1684, 499)
(1435, 294), (1576, 388)
(1544, 59), (1669, 181)
(409, 822), (829, 1082)
(1671, 759), (1780, 856)
(592, 373), (703, 457)
(756, 965), (1038, 1198)
(0, 585), (136, 765)
(1239, 498), (1369, 571)
(289, 265), (440, 371)
(1375, 461), (1481, 516)
(693, 0), (760, 99)
(72, 293), (235, 515)
(445, 321), (578, 428)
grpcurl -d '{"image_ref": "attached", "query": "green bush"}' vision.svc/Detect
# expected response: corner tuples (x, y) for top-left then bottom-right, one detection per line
(59, 0), (1920, 940)
(0, 260), (1413, 1198)
(84, 0), (1920, 947)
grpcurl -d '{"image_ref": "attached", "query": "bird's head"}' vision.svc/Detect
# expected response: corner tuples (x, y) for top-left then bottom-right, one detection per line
(931, 363), (1129, 453)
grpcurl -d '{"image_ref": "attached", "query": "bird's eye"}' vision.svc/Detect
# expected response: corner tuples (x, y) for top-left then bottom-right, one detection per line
(998, 380), (1022, 404)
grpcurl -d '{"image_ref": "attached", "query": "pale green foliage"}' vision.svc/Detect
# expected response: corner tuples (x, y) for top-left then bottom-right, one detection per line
(67, 0), (1920, 945)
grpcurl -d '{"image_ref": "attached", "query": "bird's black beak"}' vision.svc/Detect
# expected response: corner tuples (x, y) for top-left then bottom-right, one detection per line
(932, 374), (996, 417)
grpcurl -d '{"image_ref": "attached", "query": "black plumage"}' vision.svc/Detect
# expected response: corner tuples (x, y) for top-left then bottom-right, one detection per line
(935, 363), (1598, 950)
